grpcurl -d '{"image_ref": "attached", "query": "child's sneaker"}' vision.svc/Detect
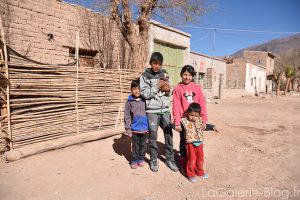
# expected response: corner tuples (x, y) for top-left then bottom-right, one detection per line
(188, 176), (197, 183)
(166, 160), (178, 172)
(198, 173), (209, 179)
(137, 160), (145, 167)
(150, 160), (159, 172)
(130, 161), (138, 169)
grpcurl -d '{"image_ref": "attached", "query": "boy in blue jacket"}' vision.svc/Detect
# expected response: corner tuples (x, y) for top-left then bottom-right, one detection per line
(124, 79), (149, 169)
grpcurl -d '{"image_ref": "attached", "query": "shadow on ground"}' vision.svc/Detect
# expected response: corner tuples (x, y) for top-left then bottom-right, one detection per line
(112, 134), (180, 168)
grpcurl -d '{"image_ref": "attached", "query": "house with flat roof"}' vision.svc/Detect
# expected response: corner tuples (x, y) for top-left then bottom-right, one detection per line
(190, 51), (226, 98)
(226, 51), (276, 96)
(149, 20), (191, 86)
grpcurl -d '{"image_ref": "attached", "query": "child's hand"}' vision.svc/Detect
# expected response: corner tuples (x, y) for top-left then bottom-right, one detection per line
(175, 125), (182, 132)
(158, 80), (170, 92)
(201, 123), (206, 130)
(124, 129), (132, 137)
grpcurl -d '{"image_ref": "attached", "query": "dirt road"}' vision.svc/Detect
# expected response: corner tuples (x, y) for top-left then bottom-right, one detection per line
(1, 96), (300, 200)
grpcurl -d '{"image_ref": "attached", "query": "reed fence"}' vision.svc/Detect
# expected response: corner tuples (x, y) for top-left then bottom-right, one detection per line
(0, 58), (139, 151)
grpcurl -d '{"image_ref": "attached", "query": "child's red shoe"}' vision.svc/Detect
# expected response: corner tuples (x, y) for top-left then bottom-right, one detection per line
(137, 160), (145, 167)
(130, 161), (138, 169)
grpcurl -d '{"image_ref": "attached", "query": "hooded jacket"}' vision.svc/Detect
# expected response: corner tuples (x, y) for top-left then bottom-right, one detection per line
(124, 95), (148, 134)
(140, 68), (172, 113)
(172, 82), (208, 126)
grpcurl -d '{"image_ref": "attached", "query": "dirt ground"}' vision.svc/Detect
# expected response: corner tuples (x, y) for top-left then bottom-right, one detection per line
(1, 95), (300, 200)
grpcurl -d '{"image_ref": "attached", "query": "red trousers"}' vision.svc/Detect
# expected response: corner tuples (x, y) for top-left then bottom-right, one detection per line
(185, 143), (204, 178)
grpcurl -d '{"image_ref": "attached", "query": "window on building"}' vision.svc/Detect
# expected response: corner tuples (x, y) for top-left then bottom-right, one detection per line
(65, 46), (99, 67)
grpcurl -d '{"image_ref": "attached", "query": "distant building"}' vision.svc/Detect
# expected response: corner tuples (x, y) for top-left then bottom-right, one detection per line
(190, 51), (227, 98)
(226, 51), (276, 96)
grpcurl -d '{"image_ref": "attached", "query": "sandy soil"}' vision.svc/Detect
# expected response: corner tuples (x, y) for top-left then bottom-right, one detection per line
(1, 95), (300, 200)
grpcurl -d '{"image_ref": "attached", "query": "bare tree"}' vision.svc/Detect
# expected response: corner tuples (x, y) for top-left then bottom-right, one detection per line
(274, 56), (285, 97)
(276, 52), (300, 95)
(284, 65), (297, 94)
(94, 0), (209, 69)
(272, 69), (284, 97)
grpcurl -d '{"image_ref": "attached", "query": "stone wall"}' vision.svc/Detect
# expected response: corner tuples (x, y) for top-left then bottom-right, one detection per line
(0, 0), (132, 68)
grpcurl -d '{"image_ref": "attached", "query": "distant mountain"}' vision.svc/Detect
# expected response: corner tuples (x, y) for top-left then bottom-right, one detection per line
(231, 33), (300, 58)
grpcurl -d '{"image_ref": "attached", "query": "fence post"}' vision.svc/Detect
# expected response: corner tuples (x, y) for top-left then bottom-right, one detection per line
(75, 30), (79, 134)
(0, 16), (12, 150)
(219, 74), (223, 99)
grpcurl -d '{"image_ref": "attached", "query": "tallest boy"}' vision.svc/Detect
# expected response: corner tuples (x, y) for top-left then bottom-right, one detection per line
(140, 52), (178, 172)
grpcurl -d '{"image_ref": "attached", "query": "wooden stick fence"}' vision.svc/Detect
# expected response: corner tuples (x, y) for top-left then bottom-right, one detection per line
(0, 15), (11, 152)
(0, 53), (140, 151)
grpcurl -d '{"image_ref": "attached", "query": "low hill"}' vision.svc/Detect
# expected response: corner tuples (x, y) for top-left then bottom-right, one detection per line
(231, 33), (300, 58)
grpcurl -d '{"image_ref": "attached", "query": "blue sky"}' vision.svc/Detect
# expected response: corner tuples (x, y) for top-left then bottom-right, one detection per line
(65, 0), (300, 56)
(176, 0), (300, 56)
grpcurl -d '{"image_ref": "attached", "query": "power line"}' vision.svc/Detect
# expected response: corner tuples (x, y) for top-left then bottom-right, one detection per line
(176, 25), (300, 35)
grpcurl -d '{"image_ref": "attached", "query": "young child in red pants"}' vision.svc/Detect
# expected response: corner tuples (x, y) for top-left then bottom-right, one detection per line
(181, 103), (209, 183)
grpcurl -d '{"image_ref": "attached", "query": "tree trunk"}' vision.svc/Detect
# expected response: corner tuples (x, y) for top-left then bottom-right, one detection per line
(284, 78), (291, 95)
(290, 78), (295, 90)
(276, 80), (281, 97)
(127, 34), (149, 70)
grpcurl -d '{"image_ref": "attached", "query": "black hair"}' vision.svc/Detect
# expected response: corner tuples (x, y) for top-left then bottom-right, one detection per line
(149, 52), (163, 65)
(131, 79), (140, 89)
(187, 102), (201, 114)
(180, 65), (196, 77)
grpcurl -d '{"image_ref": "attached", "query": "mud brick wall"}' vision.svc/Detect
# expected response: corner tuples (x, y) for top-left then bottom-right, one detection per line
(243, 51), (268, 69)
(0, 0), (132, 68)
(243, 51), (275, 75)
(226, 57), (246, 88)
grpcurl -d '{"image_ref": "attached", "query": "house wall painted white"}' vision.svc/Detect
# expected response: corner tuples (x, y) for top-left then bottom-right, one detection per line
(245, 62), (267, 96)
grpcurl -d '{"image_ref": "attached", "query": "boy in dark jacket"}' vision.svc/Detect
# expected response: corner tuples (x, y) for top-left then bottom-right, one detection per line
(124, 79), (149, 169)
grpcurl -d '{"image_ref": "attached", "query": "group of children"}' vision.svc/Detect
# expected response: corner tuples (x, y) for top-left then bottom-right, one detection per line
(124, 52), (219, 183)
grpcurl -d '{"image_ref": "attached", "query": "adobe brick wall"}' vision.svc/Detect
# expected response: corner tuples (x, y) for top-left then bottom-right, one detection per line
(243, 51), (274, 74)
(0, 0), (131, 68)
(226, 57), (246, 88)
(244, 51), (267, 69)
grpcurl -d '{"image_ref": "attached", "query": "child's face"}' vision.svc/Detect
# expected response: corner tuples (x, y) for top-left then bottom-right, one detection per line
(181, 71), (193, 85)
(150, 61), (162, 73)
(131, 86), (141, 98)
(187, 111), (200, 122)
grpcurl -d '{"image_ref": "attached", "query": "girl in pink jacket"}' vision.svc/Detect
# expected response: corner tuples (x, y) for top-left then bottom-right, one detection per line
(172, 65), (208, 175)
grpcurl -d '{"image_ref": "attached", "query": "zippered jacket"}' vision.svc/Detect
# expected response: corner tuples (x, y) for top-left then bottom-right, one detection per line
(140, 68), (172, 113)
(124, 95), (148, 134)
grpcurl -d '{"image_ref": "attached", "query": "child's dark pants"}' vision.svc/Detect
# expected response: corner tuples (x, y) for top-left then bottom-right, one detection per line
(132, 133), (148, 162)
(147, 113), (175, 162)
